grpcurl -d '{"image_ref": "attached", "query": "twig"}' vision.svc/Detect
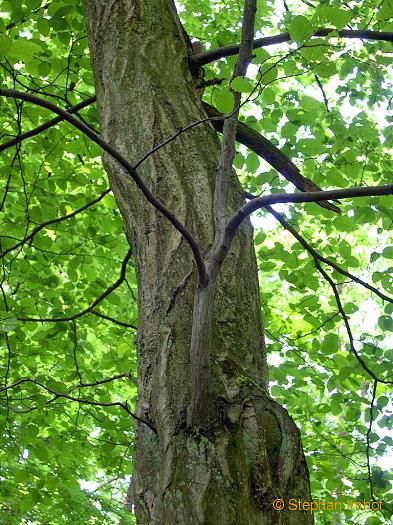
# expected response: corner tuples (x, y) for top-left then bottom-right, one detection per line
(366, 380), (378, 501)
(0, 377), (156, 434)
(91, 310), (137, 329)
(314, 74), (329, 112)
(315, 261), (392, 384)
(266, 205), (393, 304)
(77, 372), (137, 388)
(1, 189), (110, 257)
(17, 247), (133, 322)
(71, 321), (82, 383)
(0, 96), (96, 153)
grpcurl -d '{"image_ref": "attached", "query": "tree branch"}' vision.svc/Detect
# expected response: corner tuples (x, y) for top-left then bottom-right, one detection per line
(90, 309), (137, 329)
(188, 0), (257, 427)
(17, 247), (133, 323)
(190, 29), (393, 68)
(213, 0), (257, 231)
(229, 184), (393, 233)
(315, 261), (392, 385)
(204, 102), (340, 214)
(0, 95), (96, 153)
(0, 89), (208, 286)
(77, 372), (137, 388)
(214, 185), (393, 269)
(1, 188), (110, 258)
(0, 377), (156, 433)
(366, 380), (378, 501)
(266, 205), (393, 304)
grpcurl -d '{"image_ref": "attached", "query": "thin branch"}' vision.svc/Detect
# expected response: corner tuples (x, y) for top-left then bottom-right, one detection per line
(314, 74), (330, 112)
(0, 89), (207, 286)
(77, 372), (137, 388)
(366, 380), (378, 501)
(293, 312), (340, 340)
(1, 188), (110, 258)
(90, 309), (137, 329)
(0, 96), (96, 153)
(5, 3), (51, 30)
(214, 0), (257, 232)
(212, 184), (393, 271)
(228, 184), (393, 236)
(190, 29), (393, 68)
(204, 102), (340, 213)
(315, 261), (392, 384)
(17, 247), (133, 323)
(71, 321), (82, 384)
(266, 205), (393, 304)
(133, 114), (222, 170)
(0, 377), (156, 433)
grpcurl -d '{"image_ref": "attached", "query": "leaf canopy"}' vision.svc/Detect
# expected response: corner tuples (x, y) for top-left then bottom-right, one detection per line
(0, 0), (392, 523)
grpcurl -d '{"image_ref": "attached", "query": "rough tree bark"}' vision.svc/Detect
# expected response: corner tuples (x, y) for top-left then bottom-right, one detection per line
(83, 0), (312, 523)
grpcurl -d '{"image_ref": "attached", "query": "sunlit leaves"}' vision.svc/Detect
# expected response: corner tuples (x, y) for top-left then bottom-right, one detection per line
(230, 75), (254, 93)
(314, 5), (352, 30)
(1, 0), (393, 524)
(289, 15), (314, 43)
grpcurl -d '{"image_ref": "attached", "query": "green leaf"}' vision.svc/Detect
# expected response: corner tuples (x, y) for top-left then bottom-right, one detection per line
(36, 17), (51, 36)
(0, 315), (18, 333)
(378, 316), (393, 332)
(382, 246), (393, 259)
(253, 48), (270, 64)
(245, 152), (260, 172)
(230, 76), (253, 93)
(299, 96), (321, 111)
(260, 63), (278, 83)
(214, 90), (235, 113)
(261, 87), (275, 104)
(317, 6), (352, 29)
(281, 122), (298, 138)
(283, 60), (297, 76)
(9, 39), (42, 60)
(289, 15), (314, 42)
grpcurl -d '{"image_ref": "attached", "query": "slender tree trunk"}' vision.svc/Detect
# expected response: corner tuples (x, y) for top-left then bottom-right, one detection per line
(83, 1), (312, 523)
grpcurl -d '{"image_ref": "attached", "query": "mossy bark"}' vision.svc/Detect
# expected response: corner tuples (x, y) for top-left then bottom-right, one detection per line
(83, 1), (312, 523)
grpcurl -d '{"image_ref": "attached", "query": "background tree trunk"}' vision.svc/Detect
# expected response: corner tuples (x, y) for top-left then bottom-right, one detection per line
(83, 1), (312, 523)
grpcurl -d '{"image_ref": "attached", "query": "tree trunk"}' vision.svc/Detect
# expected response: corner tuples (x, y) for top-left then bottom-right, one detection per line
(83, 1), (312, 523)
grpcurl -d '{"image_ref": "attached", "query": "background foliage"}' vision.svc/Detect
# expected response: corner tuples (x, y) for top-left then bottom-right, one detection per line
(0, 0), (392, 523)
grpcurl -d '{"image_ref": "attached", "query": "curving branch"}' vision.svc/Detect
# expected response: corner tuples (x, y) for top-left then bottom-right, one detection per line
(315, 261), (392, 385)
(77, 372), (137, 388)
(190, 29), (393, 68)
(204, 102), (340, 213)
(266, 205), (393, 304)
(17, 247), (133, 323)
(228, 184), (393, 233)
(0, 95), (96, 153)
(214, 0), (257, 230)
(211, 184), (393, 270)
(365, 380), (378, 501)
(0, 89), (208, 286)
(0, 377), (156, 433)
(91, 309), (137, 329)
(1, 188), (110, 258)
